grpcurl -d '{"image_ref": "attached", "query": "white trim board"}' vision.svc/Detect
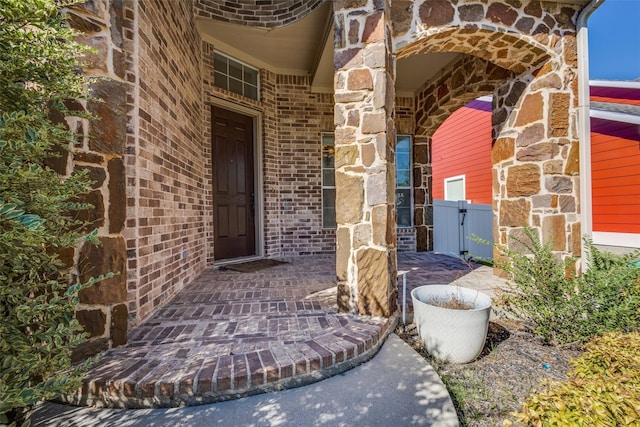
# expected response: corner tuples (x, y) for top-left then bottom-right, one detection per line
(590, 109), (640, 125)
(590, 80), (640, 90)
(592, 231), (640, 249)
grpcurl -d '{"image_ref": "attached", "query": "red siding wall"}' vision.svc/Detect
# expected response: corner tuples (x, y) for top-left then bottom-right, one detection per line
(432, 99), (492, 204)
(430, 87), (640, 238)
(591, 119), (640, 233)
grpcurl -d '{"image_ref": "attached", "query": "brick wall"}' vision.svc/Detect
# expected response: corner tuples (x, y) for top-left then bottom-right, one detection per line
(274, 75), (336, 256)
(261, 69), (283, 257)
(194, 0), (324, 28)
(125, 0), (206, 325)
(202, 46), (337, 259)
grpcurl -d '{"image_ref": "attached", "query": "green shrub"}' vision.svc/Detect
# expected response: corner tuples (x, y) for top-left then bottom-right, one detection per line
(511, 332), (640, 426)
(0, 1), (109, 425)
(497, 228), (640, 345)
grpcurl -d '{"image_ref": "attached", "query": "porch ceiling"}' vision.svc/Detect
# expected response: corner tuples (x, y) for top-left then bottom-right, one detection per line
(195, 0), (462, 97)
(196, 0), (590, 97)
(196, 1), (333, 78)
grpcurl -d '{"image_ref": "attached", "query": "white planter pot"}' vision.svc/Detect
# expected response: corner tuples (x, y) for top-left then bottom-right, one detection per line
(411, 285), (492, 364)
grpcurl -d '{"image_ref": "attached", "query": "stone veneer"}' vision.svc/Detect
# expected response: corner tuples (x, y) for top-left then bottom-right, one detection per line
(394, 0), (582, 261)
(330, 0), (582, 316)
(334, 0), (398, 317)
(65, 0), (130, 358)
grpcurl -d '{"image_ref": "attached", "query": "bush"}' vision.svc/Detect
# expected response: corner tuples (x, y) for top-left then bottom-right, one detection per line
(510, 332), (640, 426)
(0, 1), (108, 424)
(497, 228), (640, 345)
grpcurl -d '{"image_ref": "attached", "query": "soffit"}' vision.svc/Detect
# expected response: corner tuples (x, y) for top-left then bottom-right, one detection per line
(197, 0), (591, 96)
(196, 1), (332, 76)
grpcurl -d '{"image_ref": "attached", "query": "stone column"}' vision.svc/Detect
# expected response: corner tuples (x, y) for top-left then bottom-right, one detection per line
(492, 36), (581, 262)
(334, 0), (397, 317)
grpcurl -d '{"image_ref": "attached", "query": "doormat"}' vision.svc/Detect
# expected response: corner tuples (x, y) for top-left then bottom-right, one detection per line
(220, 259), (288, 273)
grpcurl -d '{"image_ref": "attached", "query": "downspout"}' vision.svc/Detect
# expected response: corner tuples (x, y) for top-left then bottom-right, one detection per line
(576, 0), (604, 268)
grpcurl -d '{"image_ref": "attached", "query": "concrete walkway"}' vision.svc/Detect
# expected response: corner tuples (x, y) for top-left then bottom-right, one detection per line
(30, 334), (459, 426)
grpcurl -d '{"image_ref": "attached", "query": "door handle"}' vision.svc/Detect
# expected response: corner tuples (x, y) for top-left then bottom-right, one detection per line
(250, 192), (255, 215)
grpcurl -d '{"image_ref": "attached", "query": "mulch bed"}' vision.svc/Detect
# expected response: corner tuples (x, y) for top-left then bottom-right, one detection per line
(396, 319), (583, 426)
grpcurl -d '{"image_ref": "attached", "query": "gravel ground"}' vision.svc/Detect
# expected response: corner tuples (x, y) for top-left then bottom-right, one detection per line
(396, 319), (583, 426)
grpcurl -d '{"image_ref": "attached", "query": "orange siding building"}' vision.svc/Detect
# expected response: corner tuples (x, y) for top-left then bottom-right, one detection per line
(590, 82), (640, 246)
(432, 98), (493, 204)
(431, 84), (640, 251)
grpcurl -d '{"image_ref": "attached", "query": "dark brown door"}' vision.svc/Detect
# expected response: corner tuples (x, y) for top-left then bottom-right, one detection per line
(212, 107), (255, 260)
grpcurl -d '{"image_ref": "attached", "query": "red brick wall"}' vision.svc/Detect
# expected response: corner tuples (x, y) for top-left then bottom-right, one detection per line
(126, 0), (206, 325)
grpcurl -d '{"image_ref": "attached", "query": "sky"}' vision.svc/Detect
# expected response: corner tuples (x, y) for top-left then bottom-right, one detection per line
(589, 0), (640, 81)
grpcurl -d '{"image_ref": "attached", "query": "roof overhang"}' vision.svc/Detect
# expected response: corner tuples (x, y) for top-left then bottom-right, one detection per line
(197, 0), (592, 96)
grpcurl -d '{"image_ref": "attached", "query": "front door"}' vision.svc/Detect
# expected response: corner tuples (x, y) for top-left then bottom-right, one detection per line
(212, 107), (256, 260)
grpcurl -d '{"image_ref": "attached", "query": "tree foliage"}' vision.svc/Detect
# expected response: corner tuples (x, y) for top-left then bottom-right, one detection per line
(0, 0), (108, 424)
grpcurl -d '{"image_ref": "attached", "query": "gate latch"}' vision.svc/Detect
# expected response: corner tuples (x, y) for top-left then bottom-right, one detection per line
(459, 208), (467, 226)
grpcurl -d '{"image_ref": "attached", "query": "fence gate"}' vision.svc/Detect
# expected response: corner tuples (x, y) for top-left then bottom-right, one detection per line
(433, 200), (494, 260)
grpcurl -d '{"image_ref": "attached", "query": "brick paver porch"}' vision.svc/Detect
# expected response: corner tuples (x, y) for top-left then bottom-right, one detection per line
(62, 253), (475, 409)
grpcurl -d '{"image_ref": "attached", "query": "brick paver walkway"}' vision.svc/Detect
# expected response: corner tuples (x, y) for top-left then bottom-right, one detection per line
(62, 253), (475, 408)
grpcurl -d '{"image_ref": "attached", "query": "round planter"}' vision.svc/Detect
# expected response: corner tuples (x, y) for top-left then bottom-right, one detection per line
(411, 285), (492, 364)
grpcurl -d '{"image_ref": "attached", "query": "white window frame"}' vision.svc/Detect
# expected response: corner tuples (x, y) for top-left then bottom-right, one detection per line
(321, 133), (336, 229)
(213, 51), (260, 101)
(444, 174), (466, 202)
(322, 134), (413, 229)
(396, 135), (413, 228)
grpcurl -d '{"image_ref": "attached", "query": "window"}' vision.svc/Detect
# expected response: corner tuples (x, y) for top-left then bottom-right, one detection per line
(213, 52), (259, 100)
(444, 175), (466, 201)
(396, 135), (412, 227)
(322, 134), (412, 228)
(321, 134), (336, 228)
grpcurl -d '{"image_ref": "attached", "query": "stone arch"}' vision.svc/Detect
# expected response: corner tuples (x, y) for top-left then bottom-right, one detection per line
(412, 55), (515, 251)
(194, 0), (325, 28)
(415, 55), (515, 137)
(393, 0), (580, 56)
(333, 0), (582, 317)
(395, 1), (582, 259)
(399, 27), (551, 75)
